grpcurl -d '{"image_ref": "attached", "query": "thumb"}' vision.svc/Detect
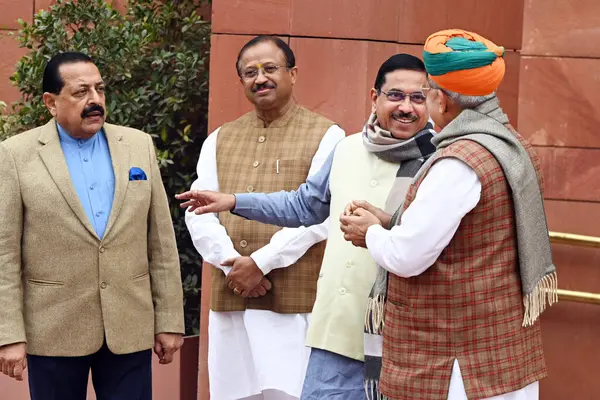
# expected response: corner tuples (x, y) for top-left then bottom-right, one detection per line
(221, 258), (237, 267)
(353, 207), (368, 217)
(154, 341), (164, 359)
(353, 200), (374, 212)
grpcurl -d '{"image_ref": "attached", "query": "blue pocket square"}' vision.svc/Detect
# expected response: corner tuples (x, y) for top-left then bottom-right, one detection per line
(129, 167), (147, 181)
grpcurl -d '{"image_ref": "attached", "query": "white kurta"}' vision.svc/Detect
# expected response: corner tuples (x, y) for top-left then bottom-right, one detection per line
(186, 125), (344, 400)
(365, 158), (539, 400)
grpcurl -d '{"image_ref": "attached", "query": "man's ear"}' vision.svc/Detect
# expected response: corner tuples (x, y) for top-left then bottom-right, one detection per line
(289, 66), (298, 85)
(43, 93), (58, 117)
(370, 88), (378, 113)
(438, 90), (448, 114)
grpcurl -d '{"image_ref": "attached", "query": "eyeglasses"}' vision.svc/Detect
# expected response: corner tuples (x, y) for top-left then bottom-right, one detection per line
(240, 64), (286, 81)
(379, 89), (426, 105)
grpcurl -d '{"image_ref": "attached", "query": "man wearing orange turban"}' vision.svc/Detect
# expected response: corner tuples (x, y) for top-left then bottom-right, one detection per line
(339, 29), (555, 400)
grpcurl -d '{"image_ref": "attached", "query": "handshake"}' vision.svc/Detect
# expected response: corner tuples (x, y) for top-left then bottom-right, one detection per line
(339, 200), (391, 249)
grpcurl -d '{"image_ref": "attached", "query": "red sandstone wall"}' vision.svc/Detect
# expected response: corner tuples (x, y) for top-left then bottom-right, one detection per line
(203, 1), (600, 399)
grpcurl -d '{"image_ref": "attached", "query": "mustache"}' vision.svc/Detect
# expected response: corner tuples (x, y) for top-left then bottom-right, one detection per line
(81, 104), (105, 119)
(391, 111), (417, 122)
(252, 82), (276, 93)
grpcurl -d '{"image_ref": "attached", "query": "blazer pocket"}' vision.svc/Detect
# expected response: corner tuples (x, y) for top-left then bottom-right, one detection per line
(132, 271), (150, 281)
(27, 278), (65, 287)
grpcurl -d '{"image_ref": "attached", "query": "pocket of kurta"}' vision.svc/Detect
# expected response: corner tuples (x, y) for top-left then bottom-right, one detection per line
(27, 278), (64, 287)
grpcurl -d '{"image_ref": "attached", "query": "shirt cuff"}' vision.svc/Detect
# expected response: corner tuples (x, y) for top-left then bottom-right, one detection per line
(212, 246), (240, 276)
(250, 249), (282, 276)
(366, 224), (386, 254)
(231, 193), (252, 218)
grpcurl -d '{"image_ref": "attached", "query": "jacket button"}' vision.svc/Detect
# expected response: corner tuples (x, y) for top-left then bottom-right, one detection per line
(370, 180), (378, 187)
(247, 185), (254, 193)
(240, 240), (248, 248)
(99, 246), (105, 253)
(339, 288), (347, 295)
(100, 282), (107, 289)
(258, 136), (266, 143)
(252, 161), (260, 168)
(319, 272), (324, 278)
(346, 261), (353, 268)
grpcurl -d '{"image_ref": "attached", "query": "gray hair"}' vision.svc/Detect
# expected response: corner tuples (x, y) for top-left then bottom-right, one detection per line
(427, 77), (495, 109)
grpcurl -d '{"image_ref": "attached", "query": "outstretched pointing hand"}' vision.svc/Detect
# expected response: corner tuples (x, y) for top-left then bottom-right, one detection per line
(175, 190), (236, 215)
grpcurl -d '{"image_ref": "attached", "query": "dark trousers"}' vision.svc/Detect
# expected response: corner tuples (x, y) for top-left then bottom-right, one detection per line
(27, 342), (152, 400)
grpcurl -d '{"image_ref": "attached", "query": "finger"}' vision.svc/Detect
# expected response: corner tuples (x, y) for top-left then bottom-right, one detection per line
(227, 280), (235, 289)
(261, 279), (272, 291)
(194, 205), (216, 215)
(1, 361), (8, 376)
(248, 290), (259, 298)
(13, 364), (23, 381)
(160, 350), (174, 365)
(179, 200), (197, 208)
(343, 203), (354, 216)
(255, 285), (267, 296)
(174, 192), (193, 200)
(22, 357), (27, 371)
(339, 222), (353, 235)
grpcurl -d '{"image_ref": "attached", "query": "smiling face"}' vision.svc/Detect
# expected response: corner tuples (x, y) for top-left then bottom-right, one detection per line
(237, 40), (297, 112)
(371, 69), (429, 139)
(43, 61), (106, 139)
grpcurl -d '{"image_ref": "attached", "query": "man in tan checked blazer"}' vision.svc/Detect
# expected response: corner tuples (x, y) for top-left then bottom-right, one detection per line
(0, 52), (184, 400)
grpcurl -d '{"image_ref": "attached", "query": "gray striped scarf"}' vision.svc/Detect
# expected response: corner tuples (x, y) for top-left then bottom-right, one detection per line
(361, 113), (436, 400)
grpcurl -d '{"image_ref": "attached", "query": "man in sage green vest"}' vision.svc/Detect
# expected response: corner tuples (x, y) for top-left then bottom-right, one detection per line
(178, 54), (436, 399)
(183, 36), (345, 400)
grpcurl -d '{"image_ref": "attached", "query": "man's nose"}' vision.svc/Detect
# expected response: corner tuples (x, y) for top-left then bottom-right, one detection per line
(254, 71), (268, 85)
(88, 88), (102, 104)
(396, 96), (414, 113)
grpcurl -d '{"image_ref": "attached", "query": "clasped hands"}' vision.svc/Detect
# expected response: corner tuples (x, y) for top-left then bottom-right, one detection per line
(223, 256), (272, 298)
(339, 200), (391, 248)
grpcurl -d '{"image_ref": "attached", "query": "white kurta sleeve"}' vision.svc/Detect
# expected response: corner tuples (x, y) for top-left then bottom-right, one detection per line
(185, 128), (241, 275)
(250, 125), (345, 275)
(365, 158), (482, 278)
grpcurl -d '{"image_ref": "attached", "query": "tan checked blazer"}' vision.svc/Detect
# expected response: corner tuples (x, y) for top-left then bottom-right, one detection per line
(0, 119), (184, 357)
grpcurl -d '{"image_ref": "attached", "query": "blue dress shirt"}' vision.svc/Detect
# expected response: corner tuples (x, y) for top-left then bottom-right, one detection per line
(233, 148), (335, 228)
(57, 123), (115, 239)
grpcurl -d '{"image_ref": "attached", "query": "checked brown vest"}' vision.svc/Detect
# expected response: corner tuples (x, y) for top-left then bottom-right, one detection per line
(213, 104), (334, 313)
(380, 130), (547, 400)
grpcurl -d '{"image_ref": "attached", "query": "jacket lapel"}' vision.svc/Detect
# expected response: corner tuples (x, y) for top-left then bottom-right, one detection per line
(37, 120), (98, 239)
(103, 123), (130, 239)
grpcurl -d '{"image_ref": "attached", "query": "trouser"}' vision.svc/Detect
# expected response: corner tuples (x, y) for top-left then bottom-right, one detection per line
(27, 341), (152, 400)
(301, 348), (366, 400)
